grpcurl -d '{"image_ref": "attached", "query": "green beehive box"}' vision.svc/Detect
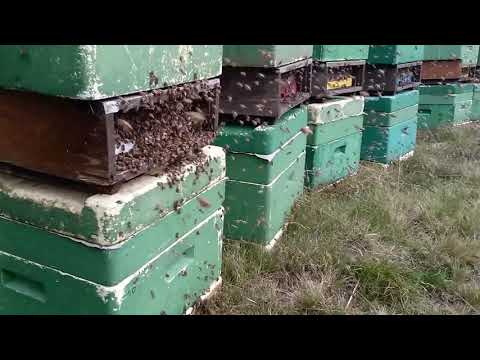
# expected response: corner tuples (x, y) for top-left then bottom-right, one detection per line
(471, 101), (480, 121)
(0, 209), (223, 315)
(419, 83), (474, 96)
(472, 84), (480, 121)
(423, 45), (480, 65)
(0, 45), (223, 100)
(225, 132), (307, 184)
(0, 177), (225, 287)
(364, 104), (419, 127)
(305, 131), (362, 188)
(222, 45), (313, 67)
(419, 92), (473, 105)
(308, 115), (364, 146)
(364, 90), (419, 113)
(368, 45), (424, 65)
(0, 146), (225, 247)
(307, 95), (365, 125)
(361, 118), (417, 164)
(313, 45), (369, 61)
(419, 84), (474, 106)
(473, 84), (480, 100)
(418, 101), (472, 129)
(214, 105), (307, 154)
(307, 97), (364, 146)
(224, 152), (305, 245)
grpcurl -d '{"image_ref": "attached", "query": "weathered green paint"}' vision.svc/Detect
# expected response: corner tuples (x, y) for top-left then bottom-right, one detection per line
(226, 132), (306, 184)
(420, 92), (472, 105)
(364, 104), (419, 127)
(214, 105), (307, 154)
(471, 101), (480, 121)
(472, 84), (480, 121)
(364, 90), (419, 113)
(361, 118), (418, 164)
(224, 152), (305, 245)
(305, 132), (362, 188)
(307, 96), (364, 125)
(418, 102), (472, 129)
(423, 45), (479, 65)
(0, 210), (223, 315)
(0, 146), (225, 246)
(313, 45), (369, 61)
(223, 45), (313, 67)
(0, 179), (225, 286)
(308, 115), (364, 146)
(0, 45), (223, 100)
(419, 83), (474, 96)
(368, 45), (424, 65)
(473, 84), (480, 100)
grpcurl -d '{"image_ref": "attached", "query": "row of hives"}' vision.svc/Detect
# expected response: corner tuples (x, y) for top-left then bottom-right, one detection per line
(0, 45), (477, 314)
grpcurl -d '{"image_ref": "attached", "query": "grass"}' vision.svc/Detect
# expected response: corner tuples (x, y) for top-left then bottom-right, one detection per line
(198, 123), (480, 315)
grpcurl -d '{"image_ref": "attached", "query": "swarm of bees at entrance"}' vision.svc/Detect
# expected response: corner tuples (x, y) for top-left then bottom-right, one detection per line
(114, 79), (220, 185)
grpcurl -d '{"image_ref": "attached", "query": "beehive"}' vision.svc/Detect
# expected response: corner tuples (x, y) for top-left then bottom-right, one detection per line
(223, 45), (313, 67)
(418, 84), (473, 129)
(361, 90), (418, 163)
(471, 84), (480, 121)
(313, 45), (369, 61)
(423, 45), (479, 65)
(214, 106), (307, 246)
(305, 96), (364, 188)
(0, 146), (225, 314)
(368, 45), (424, 65)
(0, 45), (223, 100)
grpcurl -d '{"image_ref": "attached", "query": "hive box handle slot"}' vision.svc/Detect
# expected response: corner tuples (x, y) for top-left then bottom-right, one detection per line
(1, 269), (47, 303)
(418, 109), (432, 114)
(165, 245), (195, 284)
(335, 145), (347, 154)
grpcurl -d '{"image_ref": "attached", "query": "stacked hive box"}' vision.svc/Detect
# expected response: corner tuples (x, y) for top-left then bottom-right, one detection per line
(361, 90), (418, 163)
(215, 107), (307, 246)
(305, 45), (368, 189)
(472, 84), (480, 121)
(305, 96), (364, 188)
(418, 83), (474, 128)
(422, 45), (479, 82)
(311, 45), (368, 98)
(361, 45), (423, 163)
(419, 45), (479, 128)
(0, 45), (223, 99)
(216, 45), (312, 247)
(0, 146), (225, 314)
(0, 45), (222, 192)
(475, 47), (480, 120)
(0, 45), (225, 314)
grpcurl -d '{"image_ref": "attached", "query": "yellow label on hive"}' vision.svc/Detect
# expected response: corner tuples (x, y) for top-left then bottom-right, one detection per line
(327, 78), (353, 90)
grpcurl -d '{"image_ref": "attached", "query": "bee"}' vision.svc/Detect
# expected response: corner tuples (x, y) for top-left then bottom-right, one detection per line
(117, 118), (134, 133)
(197, 197), (211, 208)
(301, 126), (313, 135)
(149, 71), (159, 87)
